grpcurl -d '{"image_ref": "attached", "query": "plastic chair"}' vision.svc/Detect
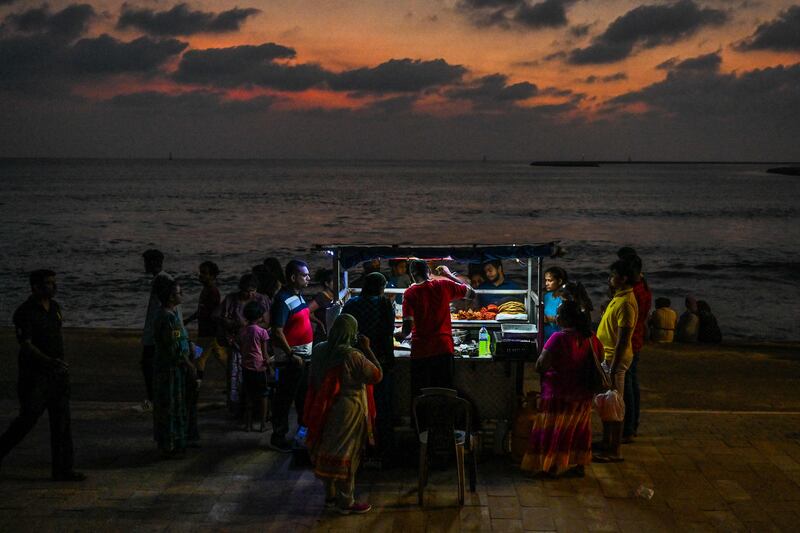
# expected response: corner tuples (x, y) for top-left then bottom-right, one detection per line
(413, 388), (478, 506)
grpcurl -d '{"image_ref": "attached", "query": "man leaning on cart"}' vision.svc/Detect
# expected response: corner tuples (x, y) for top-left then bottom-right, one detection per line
(394, 259), (475, 401)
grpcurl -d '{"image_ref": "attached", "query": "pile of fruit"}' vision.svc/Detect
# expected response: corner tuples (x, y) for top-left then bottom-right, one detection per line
(497, 301), (526, 315)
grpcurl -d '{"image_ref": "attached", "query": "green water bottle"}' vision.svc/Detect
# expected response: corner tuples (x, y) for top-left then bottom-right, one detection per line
(478, 327), (490, 357)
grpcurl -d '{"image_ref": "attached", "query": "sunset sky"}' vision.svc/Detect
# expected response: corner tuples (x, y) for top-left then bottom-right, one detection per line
(1, 0), (799, 159)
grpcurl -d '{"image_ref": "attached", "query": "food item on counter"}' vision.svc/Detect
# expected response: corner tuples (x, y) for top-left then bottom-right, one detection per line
(498, 301), (526, 314)
(452, 302), (527, 320)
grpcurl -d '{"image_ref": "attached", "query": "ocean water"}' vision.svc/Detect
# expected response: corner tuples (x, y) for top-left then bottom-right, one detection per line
(1, 159), (798, 341)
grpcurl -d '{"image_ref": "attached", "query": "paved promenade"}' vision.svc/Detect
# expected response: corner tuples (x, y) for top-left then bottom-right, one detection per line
(2, 398), (800, 532)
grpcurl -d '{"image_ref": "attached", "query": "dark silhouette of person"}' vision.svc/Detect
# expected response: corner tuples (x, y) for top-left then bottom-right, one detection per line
(0, 269), (85, 481)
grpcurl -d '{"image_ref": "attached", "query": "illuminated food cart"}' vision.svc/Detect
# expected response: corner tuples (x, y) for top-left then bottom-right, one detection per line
(315, 243), (560, 447)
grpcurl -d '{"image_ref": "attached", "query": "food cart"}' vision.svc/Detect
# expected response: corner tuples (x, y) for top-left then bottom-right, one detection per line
(315, 243), (560, 451)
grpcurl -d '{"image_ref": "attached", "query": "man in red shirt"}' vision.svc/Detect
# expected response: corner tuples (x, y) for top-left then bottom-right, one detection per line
(395, 260), (475, 398)
(617, 248), (652, 443)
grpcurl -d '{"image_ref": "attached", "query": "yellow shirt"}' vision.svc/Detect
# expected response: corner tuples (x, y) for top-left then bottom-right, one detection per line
(597, 287), (638, 364)
(650, 307), (678, 343)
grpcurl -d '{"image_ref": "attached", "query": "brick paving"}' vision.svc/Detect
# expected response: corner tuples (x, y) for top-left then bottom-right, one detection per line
(2, 399), (800, 532)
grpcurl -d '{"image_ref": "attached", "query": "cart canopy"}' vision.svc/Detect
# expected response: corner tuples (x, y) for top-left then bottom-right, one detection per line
(317, 243), (559, 270)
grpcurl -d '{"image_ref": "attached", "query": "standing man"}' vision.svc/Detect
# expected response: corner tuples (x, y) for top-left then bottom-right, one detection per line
(141, 249), (172, 412)
(395, 260), (474, 400)
(617, 248), (652, 443)
(0, 270), (84, 481)
(477, 260), (521, 307)
(594, 260), (638, 463)
(270, 260), (313, 452)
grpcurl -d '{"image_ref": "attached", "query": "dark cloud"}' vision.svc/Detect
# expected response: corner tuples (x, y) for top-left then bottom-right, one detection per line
(107, 90), (275, 113)
(68, 34), (188, 74)
(606, 61), (800, 121)
(445, 73), (537, 108)
(329, 58), (467, 94)
(5, 3), (95, 40)
(582, 72), (628, 83)
(366, 95), (419, 114)
(569, 23), (592, 38)
(1, 31), (185, 91)
(458, 0), (576, 30)
(735, 5), (800, 51)
(540, 86), (574, 97)
(173, 43), (329, 91)
(117, 3), (261, 36)
(567, 0), (728, 64)
(656, 51), (721, 72)
(0, 0), (22, 5)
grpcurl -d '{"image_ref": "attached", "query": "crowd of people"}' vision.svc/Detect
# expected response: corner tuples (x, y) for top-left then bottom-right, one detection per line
(0, 247), (725, 514)
(522, 247), (723, 478)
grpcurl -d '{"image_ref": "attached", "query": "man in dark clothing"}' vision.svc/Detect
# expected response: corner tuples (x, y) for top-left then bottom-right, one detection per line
(0, 270), (84, 481)
(343, 272), (396, 460)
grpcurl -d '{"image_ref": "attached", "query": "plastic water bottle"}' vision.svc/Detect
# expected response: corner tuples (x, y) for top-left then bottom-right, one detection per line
(478, 327), (490, 357)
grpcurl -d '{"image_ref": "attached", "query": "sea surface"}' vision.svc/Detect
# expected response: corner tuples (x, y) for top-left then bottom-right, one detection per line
(1, 159), (798, 341)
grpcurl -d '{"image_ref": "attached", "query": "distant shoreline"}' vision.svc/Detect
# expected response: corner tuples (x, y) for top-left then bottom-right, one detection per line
(1, 157), (799, 165)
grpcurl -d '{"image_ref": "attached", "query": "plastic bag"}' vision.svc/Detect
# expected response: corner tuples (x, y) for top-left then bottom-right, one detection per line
(593, 389), (625, 422)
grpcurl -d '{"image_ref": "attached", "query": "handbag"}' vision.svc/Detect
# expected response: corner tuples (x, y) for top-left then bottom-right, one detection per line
(585, 338), (612, 394)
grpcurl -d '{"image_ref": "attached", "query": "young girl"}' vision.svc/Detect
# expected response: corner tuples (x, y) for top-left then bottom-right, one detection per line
(543, 267), (568, 341)
(238, 300), (272, 432)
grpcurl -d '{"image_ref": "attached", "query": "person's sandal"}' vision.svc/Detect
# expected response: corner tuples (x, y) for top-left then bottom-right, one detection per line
(337, 502), (372, 515)
(592, 454), (624, 463)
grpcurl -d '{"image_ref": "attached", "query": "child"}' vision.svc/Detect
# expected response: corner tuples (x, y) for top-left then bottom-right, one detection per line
(649, 297), (678, 343)
(238, 300), (272, 432)
(184, 261), (225, 383)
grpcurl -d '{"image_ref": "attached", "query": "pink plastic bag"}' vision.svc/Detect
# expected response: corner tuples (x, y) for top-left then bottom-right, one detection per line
(593, 389), (625, 422)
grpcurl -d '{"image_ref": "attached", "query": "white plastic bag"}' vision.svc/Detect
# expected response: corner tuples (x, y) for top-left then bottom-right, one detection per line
(593, 389), (625, 422)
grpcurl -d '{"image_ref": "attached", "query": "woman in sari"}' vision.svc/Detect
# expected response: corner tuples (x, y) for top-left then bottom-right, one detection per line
(153, 278), (197, 458)
(522, 300), (602, 477)
(304, 314), (382, 514)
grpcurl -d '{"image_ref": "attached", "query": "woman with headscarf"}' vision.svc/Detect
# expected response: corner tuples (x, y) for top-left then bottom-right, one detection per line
(304, 314), (382, 515)
(343, 272), (396, 464)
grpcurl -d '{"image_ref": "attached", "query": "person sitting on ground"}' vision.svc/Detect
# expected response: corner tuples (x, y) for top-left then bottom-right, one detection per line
(522, 301), (602, 478)
(675, 296), (700, 343)
(477, 259), (521, 307)
(342, 272), (396, 464)
(238, 301), (272, 432)
(696, 300), (722, 344)
(304, 314), (382, 515)
(543, 266), (568, 341)
(152, 278), (196, 459)
(649, 297), (678, 343)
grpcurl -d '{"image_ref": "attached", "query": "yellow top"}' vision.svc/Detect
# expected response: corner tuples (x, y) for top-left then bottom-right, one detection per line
(597, 287), (638, 364)
(650, 307), (678, 343)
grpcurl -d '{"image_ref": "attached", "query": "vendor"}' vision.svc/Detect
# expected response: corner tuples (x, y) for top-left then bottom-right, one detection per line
(395, 260), (475, 395)
(477, 260), (521, 307)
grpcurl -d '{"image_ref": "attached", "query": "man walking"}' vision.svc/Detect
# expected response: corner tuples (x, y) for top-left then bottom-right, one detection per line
(141, 249), (172, 412)
(0, 270), (84, 481)
(270, 260), (313, 452)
